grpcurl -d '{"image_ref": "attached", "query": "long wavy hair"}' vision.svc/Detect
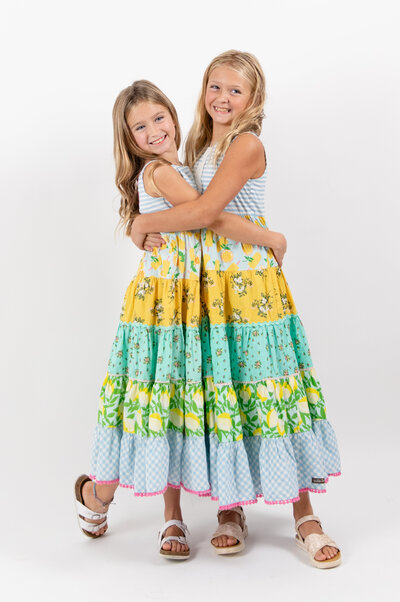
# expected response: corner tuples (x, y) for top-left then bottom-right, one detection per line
(113, 80), (181, 235)
(185, 50), (266, 168)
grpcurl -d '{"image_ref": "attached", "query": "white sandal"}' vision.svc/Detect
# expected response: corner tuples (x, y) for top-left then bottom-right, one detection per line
(74, 474), (114, 538)
(295, 514), (341, 569)
(211, 507), (248, 555)
(158, 519), (190, 560)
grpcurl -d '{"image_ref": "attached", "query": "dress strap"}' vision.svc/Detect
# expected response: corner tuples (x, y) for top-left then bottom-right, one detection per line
(138, 158), (164, 180)
(193, 147), (212, 192)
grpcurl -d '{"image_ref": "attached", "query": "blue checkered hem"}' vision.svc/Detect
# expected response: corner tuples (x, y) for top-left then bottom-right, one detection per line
(90, 425), (211, 496)
(89, 420), (340, 506)
(207, 420), (341, 508)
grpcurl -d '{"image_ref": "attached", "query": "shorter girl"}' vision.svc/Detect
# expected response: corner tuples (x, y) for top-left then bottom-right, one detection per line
(75, 79), (287, 560)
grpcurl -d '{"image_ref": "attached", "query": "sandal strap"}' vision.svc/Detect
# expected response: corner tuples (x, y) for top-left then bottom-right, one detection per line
(78, 516), (107, 533)
(160, 535), (188, 548)
(217, 506), (246, 528)
(158, 520), (189, 547)
(211, 521), (248, 544)
(295, 514), (322, 533)
(300, 533), (340, 559)
(75, 499), (108, 521)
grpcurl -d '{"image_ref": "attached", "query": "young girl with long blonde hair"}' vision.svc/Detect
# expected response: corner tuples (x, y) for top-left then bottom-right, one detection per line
(74, 79), (286, 560)
(132, 51), (342, 569)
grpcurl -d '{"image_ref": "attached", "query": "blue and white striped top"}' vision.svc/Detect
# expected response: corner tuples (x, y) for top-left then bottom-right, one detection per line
(138, 161), (197, 213)
(193, 132), (266, 217)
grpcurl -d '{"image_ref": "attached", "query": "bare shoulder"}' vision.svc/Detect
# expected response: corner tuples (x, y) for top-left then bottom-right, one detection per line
(224, 133), (265, 177)
(143, 161), (180, 197)
(231, 132), (264, 154)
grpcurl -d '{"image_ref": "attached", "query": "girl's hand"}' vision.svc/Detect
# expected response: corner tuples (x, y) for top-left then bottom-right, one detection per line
(271, 232), (287, 267)
(143, 233), (165, 252)
(130, 228), (146, 250)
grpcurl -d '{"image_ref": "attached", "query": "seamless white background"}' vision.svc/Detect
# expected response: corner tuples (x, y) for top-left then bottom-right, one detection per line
(1, 1), (399, 600)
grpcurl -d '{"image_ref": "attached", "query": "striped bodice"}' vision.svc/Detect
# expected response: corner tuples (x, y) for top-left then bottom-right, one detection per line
(138, 162), (197, 213)
(193, 133), (266, 217)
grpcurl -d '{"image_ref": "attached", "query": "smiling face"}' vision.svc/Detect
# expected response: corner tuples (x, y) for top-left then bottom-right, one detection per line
(205, 65), (252, 133)
(127, 101), (177, 158)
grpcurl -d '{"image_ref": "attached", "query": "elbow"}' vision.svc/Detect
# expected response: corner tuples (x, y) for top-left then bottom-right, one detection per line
(197, 204), (220, 228)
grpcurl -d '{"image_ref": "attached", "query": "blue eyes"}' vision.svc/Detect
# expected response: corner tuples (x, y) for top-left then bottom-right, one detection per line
(210, 85), (241, 94)
(135, 115), (164, 131)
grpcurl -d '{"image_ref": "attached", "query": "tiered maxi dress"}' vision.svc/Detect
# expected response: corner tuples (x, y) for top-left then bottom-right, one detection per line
(194, 136), (341, 510)
(89, 163), (211, 496)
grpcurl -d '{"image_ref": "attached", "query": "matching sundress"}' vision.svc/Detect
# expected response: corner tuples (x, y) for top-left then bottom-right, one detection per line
(90, 163), (211, 496)
(194, 135), (341, 509)
(90, 142), (341, 510)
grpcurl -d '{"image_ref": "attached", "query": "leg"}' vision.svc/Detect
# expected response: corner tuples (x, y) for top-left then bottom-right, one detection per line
(81, 480), (118, 537)
(292, 491), (339, 560)
(161, 487), (189, 554)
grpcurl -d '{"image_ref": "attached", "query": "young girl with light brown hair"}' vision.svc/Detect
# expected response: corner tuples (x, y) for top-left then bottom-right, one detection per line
(75, 78), (286, 560)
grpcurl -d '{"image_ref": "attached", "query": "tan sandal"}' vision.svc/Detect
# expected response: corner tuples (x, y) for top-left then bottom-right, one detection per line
(295, 514), (341, 569)
(211, 507), (248, 555)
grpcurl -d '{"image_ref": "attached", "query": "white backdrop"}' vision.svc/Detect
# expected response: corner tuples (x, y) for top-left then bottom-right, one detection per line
(1, 0), (399, 600)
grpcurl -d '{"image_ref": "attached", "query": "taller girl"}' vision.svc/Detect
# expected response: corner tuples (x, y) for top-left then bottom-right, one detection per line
(133, 51), (342, 568)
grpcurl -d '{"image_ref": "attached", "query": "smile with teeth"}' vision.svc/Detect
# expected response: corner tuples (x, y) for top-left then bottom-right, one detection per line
(150, 134), (167, 145)
(214, 106), (231, 113)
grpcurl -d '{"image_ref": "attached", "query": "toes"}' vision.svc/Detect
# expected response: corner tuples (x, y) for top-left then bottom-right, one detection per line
(162, 541), (172, 551)
(212, 535), (237, 548)
(226, 536), (238, 546)
(315, 546), (339, 561)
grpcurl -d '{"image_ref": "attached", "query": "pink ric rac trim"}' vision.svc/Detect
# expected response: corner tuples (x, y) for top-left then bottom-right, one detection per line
(328, 471), (342, 477)
(299, 487), (326, 494)
(90, 475), (212, 498)
(88, 475), (119, 485)
(264, 496), (300, 506)
(217, 499), (258, 511)
(180, 483), (212, 496)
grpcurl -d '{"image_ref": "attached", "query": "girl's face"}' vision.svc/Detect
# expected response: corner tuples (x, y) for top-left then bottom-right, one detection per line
(127, 102), (176, 155)
(205, 66), (252, 127)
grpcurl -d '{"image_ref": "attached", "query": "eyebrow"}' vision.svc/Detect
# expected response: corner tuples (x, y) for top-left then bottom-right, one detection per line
(129, 111), (165, 129)
(208, 79), (244, 89)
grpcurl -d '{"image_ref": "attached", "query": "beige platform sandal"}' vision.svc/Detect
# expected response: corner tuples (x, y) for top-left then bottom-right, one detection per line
(211, 506), (248, 555)
(295, 514), (341, 569)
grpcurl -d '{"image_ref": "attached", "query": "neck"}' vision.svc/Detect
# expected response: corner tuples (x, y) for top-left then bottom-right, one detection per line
(159, 149), (180, 164)
(211, 122), (233, 145)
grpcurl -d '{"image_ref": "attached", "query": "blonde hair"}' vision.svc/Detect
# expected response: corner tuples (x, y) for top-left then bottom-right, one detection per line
(185, 50), (266, 168)
(113, 80), (181, 235)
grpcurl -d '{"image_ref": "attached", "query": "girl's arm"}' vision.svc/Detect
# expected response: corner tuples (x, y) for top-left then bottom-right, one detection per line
(137, 144), (285, 250)
(133, 134), (266, 233)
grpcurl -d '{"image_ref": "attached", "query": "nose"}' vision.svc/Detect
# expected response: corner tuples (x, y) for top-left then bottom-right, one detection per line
(147, 122), (159, 137)
(216, 88), (229, 103)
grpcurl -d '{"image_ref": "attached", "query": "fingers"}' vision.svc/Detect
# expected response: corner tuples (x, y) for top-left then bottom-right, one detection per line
(144, 233), (165, 251)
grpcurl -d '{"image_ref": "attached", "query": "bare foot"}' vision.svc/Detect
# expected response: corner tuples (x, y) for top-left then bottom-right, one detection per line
(162, 487), (189, 555)
(161, 521), (190, 554)
(297, 518), (339, 561)
(293, 492), (339, 562)
(80, 480), (113, 537)
(211, 509), (242, 548)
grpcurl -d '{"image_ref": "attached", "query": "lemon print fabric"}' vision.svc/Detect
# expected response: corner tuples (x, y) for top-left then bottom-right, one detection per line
(90, 164), (210, 498)
(195, 139), (341, 509)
